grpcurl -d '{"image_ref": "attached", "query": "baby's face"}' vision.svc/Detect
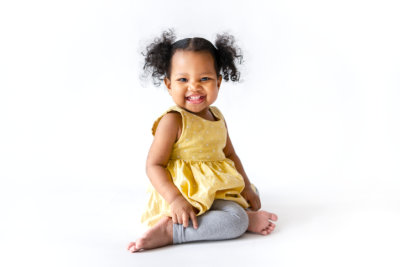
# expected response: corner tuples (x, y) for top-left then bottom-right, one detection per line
(164, 50), (222, 118)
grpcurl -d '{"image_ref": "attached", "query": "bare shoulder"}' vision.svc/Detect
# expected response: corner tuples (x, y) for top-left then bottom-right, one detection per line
(154, 111), (182, 142)
(156, 111), (182, 132)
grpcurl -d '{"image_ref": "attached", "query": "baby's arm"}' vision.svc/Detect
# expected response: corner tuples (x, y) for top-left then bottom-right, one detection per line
(146, 112), (198, 229)
(223, 124), (261, 211)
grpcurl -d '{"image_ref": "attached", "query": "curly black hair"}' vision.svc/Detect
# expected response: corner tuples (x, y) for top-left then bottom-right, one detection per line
(141, 29), (243, 87)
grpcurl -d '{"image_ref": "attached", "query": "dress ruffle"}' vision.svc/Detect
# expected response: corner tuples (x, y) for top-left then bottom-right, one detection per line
(141, 158), (249, 227)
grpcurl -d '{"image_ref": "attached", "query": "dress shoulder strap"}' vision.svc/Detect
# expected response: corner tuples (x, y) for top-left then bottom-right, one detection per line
(151, 106), (185, 136)
(209, 106), (225, 122)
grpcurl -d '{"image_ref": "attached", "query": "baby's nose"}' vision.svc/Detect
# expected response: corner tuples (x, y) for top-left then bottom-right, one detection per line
(188, 81), (201, 91)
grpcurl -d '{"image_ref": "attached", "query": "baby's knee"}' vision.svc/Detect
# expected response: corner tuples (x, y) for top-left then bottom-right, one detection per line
(212, 200), (249, 238)
(235, 207), (249, 235)
(226, 205), (249, 238)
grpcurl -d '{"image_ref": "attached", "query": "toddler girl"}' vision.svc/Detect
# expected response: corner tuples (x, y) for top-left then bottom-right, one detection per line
(127, 30), (278, 252)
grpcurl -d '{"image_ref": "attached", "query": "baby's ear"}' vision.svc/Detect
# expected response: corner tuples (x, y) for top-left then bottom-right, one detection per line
(164, 77), (172, 90)
(217, 75), (222, 89)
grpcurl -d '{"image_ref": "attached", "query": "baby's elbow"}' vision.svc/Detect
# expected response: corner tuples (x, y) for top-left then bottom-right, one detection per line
(145, 161), (157, 176)
(145, 160), (166, 176)
(145, 162), (151, 177)
(225, 151), (238, 161)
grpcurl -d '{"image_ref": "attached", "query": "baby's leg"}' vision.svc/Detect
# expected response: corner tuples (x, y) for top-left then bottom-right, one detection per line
(246, 210), (278, 235)
(173, 200), (248, 244)
(245, 186), (278, 235)
(127, 216), (173, 252)
(128, 200), (247, 252)
(127, 199), (277, 252)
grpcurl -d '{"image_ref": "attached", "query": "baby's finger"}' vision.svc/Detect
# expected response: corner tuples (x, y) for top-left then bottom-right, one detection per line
(172, 214), (177, 224)
(182, 213), (189, 228)
(177, 214), (183, 225)
(252, 199), (260, 210)
(250, 198), (259, 211)
(190, 212), (198, 229)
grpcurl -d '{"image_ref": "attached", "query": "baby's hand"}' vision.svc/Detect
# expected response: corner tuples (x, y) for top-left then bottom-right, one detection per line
(170, 196), (198, 229)
(241, 186), (261, 211)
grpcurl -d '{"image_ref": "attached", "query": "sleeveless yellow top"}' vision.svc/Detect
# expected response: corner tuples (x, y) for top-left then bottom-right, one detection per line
(141, 105), (249, 227)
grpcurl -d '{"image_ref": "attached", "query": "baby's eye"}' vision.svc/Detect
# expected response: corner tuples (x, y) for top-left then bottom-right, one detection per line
(201, 77), (210, 81)
(177, 78), (187, 82)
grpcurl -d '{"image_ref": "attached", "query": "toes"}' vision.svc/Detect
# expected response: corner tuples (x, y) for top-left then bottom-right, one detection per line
(129, 244), (143, 253)
(128, 239), (145, 253)
(135, 238), (145, 251)
(260, 211), (278, 221)
(260, 223), (276, 235)
(128, 242), (137, 253)
(131, 247), (141, 253)
(127, 242), (135, 251)
(268, 213), (278, 221)
(261, 229), (268, 235)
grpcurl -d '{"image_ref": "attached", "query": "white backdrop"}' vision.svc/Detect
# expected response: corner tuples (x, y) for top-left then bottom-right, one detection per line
(1, 0), (399, 266)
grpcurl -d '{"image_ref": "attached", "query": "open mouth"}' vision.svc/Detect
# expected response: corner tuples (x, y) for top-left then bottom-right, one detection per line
(185, 95), (206, 104)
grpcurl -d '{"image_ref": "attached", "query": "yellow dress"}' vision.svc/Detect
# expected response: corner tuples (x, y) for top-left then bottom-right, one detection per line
(141, 105), (249, 227)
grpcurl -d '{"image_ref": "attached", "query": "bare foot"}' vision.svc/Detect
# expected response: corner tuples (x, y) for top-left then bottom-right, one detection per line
(127, 217), (173, 253)
(246, 210), (278, 235)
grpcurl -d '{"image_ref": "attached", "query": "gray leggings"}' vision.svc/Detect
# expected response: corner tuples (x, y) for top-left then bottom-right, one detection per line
(173, 200), (249, 244)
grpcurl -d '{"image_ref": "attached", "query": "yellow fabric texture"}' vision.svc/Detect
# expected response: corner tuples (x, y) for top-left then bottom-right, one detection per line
(141, 105), (249, 227)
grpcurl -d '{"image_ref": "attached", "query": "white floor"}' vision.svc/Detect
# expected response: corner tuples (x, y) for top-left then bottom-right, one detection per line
(2, 1), (400, 266)
(1, 179), (399, 267)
